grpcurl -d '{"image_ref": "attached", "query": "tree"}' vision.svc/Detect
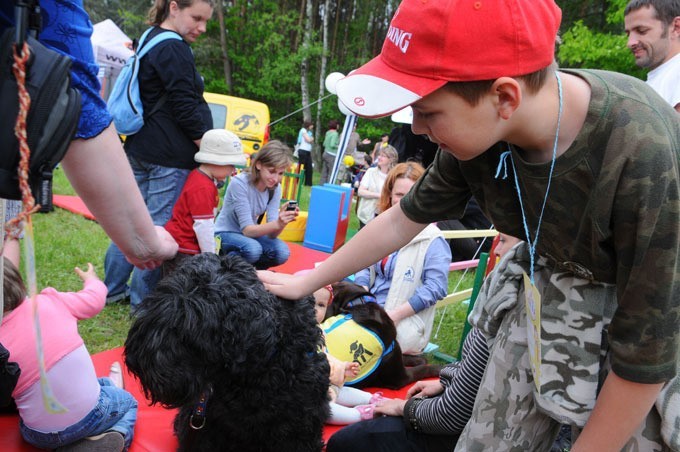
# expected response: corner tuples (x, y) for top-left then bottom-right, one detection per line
(557, 0), (646, 79)
(214, 1), (233, 93)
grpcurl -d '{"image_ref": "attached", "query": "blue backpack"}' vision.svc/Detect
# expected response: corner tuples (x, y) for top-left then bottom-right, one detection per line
(107, 28), (181, 135)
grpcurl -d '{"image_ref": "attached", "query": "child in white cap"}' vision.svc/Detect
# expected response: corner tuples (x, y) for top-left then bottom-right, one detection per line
(260, 0), (679, 450)
(164, 130), (246, 273)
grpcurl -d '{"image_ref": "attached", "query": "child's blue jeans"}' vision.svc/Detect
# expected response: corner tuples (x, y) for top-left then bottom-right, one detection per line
(19, 378), (137, 450)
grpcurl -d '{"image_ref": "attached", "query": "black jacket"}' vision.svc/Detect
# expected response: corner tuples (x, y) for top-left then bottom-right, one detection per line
(124, 27), (212, 169)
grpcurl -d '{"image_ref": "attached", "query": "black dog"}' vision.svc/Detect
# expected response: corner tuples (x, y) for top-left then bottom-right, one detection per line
(124, 254), (330, 452)
(324, 281), (441, 390)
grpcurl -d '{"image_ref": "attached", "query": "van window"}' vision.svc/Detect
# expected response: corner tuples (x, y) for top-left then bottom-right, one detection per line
(208, 103), (227, 130)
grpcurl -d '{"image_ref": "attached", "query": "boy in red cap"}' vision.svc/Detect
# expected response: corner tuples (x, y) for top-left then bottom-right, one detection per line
(260, 0), (679, 450)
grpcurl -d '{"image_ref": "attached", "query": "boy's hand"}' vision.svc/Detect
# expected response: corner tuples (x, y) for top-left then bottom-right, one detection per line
(406, 380), (444, 399)
(344, 361), (359, 378)
(74, 263), (99, 282)
(258, 270), (310, 300)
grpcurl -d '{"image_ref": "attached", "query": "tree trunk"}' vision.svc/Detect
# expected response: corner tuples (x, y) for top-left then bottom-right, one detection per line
(300, 0), (313, 124)
(314, 0), (331, 169)
(215, 1), (232, 93)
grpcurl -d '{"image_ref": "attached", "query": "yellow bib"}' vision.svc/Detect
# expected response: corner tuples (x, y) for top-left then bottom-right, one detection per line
(321, 314), (391, 385)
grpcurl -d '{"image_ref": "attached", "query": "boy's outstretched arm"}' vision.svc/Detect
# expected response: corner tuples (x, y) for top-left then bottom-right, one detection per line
(571, 372), (663, 451)
(259, 205), (426, 299)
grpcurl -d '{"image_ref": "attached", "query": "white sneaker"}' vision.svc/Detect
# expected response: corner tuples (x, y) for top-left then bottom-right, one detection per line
(108, 362), (124, 389)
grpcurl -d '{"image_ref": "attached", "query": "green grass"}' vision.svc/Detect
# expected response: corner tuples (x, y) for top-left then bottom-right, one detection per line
(22, 167), (475, 356)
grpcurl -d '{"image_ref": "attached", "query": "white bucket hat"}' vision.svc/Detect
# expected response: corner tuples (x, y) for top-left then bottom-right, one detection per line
(194, 129), (247, 166)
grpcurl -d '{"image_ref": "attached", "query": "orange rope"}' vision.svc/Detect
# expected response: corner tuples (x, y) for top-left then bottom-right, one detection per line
(5, 41), (39, 240)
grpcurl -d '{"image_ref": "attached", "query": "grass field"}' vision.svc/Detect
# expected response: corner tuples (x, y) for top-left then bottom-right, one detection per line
(22, 167), (475, 358)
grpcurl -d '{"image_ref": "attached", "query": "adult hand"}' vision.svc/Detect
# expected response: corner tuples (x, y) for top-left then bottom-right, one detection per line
(373, 398), (406, 417)
(258, 270), (310, 300)
(125, 225), (178, 270)
(277, 206), (298, 226)
(406, 380), (444, 399)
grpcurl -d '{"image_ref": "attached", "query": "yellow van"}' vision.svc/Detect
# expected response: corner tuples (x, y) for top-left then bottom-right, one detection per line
(203, 92), (270, 156)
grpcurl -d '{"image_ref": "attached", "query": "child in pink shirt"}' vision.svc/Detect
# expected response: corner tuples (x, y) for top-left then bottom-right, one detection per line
(1, 238), (136, 451)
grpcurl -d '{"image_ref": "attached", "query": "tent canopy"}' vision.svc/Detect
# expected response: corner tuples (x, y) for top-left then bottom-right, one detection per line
(91, 19), (134, 99)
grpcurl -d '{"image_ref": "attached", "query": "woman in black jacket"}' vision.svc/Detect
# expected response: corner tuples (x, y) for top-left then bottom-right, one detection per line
(104, 0), (214, 311)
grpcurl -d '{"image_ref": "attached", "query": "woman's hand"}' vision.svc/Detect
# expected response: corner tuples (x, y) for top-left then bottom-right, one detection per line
(406, 380), (444, 399)
(125, 225), (179, 270)
(277, 203), (299, 226)
(373, 398), (406, 417)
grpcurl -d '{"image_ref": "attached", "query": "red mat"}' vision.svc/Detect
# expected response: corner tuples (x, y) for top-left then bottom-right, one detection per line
(0, 347), (413, 450)
(270, 241), (331, 275)
(53, 195), (97, 221)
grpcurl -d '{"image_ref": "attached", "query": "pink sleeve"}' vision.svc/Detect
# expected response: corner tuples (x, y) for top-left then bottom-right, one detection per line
(46, 279), (107, 320)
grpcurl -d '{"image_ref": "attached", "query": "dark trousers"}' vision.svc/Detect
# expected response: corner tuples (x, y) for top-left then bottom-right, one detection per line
(326, 416), (458, 452)
(297, 149), (313, 186)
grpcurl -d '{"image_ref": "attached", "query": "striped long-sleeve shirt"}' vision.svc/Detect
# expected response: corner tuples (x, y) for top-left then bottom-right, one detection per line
(404, 327), (489, 434)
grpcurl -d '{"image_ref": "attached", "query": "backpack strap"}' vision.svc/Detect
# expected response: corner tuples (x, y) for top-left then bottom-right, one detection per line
(134, 28), (182, 120)
(257, 188), (276, 224)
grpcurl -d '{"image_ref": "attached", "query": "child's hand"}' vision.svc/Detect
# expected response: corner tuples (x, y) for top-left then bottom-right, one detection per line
(74, 263), (99, 282)
(344, 361), (359, 378)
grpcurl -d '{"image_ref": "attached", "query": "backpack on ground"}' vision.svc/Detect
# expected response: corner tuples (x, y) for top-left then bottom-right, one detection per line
(0, 1), (81, 208)
(107, 28), (181, 136)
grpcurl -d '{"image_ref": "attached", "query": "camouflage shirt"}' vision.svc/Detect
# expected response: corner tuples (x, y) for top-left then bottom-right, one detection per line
(401, 69), (680, 384)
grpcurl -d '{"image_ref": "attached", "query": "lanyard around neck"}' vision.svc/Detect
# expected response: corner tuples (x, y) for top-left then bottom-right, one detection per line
(495, 71), (564, 283)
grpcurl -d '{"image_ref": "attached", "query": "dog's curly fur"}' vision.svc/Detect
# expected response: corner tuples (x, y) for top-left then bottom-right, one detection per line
(124, 254), (330, 452)
(326, 281), (441, 390)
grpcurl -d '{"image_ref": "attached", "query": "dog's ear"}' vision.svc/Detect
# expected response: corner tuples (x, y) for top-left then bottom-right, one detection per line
(327, 281), (374, 318)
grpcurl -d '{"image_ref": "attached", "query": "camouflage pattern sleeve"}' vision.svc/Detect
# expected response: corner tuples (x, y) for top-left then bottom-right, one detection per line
(606, 103), (680, 383)
(400, 149), (473, 224)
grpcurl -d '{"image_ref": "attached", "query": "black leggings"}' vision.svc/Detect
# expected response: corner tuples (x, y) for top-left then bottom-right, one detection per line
(326, 415), (458, 452)
(297, 149), (313, 186)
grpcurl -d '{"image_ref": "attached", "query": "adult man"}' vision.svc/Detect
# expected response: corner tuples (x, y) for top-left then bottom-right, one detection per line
(625, 0), (680, 112)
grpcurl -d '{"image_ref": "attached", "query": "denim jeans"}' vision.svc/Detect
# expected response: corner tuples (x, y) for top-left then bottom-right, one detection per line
(104, 155), (190, 307)
(216, 231), (290, 269)
(20, 378), (138, 450)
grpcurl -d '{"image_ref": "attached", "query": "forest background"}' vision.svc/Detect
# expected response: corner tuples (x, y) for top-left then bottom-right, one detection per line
(87, 0), (643, 167)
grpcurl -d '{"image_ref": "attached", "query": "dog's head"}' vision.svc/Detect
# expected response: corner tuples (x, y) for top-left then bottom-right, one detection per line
(124, 254), (283, 408)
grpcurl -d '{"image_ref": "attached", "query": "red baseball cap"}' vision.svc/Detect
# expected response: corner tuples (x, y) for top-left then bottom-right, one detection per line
(336, 0), (562, 118)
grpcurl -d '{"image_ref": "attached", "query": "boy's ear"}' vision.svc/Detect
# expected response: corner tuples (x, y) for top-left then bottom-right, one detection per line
(491, 77), (522, 120)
